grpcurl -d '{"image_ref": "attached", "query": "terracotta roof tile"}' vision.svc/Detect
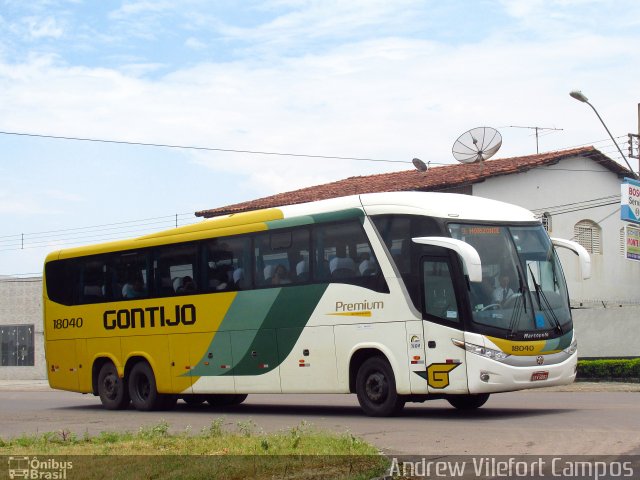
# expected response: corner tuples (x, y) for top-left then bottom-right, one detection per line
(196, 147), (629, 218)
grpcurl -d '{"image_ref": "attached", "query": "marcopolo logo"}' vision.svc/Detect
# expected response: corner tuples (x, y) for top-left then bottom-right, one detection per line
(8, 457), (72, 479)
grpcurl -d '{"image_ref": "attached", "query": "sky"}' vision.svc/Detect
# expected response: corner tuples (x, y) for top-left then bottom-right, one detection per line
(1, 0), (640, 276)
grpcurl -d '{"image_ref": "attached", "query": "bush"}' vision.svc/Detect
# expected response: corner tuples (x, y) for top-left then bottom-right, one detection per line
(577, 358), (640, 380)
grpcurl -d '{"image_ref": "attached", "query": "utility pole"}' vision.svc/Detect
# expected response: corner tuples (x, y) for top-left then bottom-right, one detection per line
(629, 103), (640, 177)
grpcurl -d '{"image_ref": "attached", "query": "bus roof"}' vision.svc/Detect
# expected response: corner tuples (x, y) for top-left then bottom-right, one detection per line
(45, 192), (537, 262)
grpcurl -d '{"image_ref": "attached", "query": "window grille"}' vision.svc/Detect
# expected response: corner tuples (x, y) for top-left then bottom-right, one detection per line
(541, 212), (552, 232)
(574, 220), (602, 254)
(0, 325), (34, 366)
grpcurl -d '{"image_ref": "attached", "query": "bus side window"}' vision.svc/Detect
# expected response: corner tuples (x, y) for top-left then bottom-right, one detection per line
(422, 258), (460, 323)
(111, 251), (150, 300)
(79, 258), (107, 304)
(254, 229), (310, 287)
(154, 244), (198, 296)
(45, 260), (76, 306)
(205, 236), (252, 291)
(313, 220), (386, 292)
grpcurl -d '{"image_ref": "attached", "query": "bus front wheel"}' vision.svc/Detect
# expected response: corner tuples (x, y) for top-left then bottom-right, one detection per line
(356, 357), (405, 417)
(447, 393), (490, 410)
(97, 362), (130, 410)
(128, 362), (176, 411)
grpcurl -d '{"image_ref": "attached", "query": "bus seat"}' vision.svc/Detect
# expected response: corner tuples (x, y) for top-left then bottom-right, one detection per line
(359, 259), (377, 276)
(84, 285), (102, 297)
(232, 268), (246, 289)
(263, 265), (274, 285)
(83, 285), (103, 302)
(330, 257), (356, 279)
(296, 260), (309, 281)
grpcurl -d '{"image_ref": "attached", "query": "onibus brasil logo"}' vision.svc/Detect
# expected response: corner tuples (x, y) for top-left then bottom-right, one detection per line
(8, 457), (72, 479)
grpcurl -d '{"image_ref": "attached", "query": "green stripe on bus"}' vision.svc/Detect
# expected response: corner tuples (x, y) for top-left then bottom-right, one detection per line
(222, 284), (328, 376)
(264, 208), (364, 230)
(187, 289), (280, 377)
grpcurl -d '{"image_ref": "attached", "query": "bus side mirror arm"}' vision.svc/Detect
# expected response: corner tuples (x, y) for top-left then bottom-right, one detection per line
(551, 238), (591, 280)
(412, 236), (482, 283)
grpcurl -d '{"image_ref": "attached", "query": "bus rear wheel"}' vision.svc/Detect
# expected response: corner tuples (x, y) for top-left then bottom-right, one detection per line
(356, 357), (405, 417)
(128, 362), (176, 411)
(97, 362), (130, 410)
(447, 393), (490, 410)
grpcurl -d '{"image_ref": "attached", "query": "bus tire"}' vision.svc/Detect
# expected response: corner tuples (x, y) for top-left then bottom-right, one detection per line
(447, 393), (490, 410)
(206, 394), (248, 406)
(97, 362), (130, 410)
(128, 361), (165, 411)
(356, 357), (405, 417)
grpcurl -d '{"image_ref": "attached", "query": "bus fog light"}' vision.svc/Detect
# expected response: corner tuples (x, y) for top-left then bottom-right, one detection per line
(480, 372), (490, 383)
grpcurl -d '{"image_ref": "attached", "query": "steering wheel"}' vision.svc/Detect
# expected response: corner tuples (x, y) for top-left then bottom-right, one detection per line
(480, 303), (501, 311)
(502, 293), (522, 309)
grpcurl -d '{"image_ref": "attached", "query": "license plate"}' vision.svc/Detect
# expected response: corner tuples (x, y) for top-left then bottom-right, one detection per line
(531, 371), (549, 381)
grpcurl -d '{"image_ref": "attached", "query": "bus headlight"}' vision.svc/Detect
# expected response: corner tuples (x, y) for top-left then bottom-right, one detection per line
(563, 339), (578, 356)
(452, 339), (510, 362)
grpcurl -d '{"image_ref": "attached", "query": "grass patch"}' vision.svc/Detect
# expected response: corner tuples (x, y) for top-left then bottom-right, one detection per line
(0, 420), (388, 480)
(577, 358), (640, 380)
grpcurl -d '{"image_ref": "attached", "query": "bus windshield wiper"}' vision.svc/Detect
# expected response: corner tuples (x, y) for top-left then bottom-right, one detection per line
(527, 264), (563, 334)
(507, 266), (527, 338)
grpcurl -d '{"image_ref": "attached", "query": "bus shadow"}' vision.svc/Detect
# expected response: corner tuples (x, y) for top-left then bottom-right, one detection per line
(172, 402), (573, 421)
(54, 400), (575, 420)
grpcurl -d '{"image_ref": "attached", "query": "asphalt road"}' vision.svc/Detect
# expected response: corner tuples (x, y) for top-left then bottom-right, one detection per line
(1, 387), (638, 456)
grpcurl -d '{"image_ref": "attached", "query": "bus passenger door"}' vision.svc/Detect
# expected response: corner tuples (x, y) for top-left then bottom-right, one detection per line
(420, 256), (469, 394)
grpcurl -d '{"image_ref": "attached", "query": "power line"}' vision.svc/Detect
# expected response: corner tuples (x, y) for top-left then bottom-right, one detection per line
(0, 130), (414, 165)
(531, 195), (620, 213)
(0, 211), (202, 253)
(538, 200), (620, 217)
(549, 135), (627, 151)
(0, 212), (196, 239)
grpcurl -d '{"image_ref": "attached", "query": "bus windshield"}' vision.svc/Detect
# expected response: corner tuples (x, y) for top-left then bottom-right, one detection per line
(448, 224), (571, 340)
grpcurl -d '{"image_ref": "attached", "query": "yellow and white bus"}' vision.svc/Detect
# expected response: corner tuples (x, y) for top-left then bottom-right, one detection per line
(43, 192), (590, 416)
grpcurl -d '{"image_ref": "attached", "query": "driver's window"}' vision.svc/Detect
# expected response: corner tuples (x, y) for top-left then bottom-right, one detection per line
(422, 258), (459, 323)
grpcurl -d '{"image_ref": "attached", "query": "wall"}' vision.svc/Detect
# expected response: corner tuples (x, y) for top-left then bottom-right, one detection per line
(572, 305), (640, 358)
(0, 277), (46, 380)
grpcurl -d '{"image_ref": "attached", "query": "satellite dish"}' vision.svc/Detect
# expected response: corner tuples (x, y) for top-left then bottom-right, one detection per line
(452, 127), (502, 163)
(412, 157), (428, 172)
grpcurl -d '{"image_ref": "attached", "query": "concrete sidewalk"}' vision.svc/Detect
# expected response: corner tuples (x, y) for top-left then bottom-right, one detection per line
(0, 379), (638, 392)
(0, 380), (52, 391)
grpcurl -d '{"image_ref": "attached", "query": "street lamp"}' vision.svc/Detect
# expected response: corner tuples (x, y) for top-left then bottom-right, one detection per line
(569, 90), (638, 179)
